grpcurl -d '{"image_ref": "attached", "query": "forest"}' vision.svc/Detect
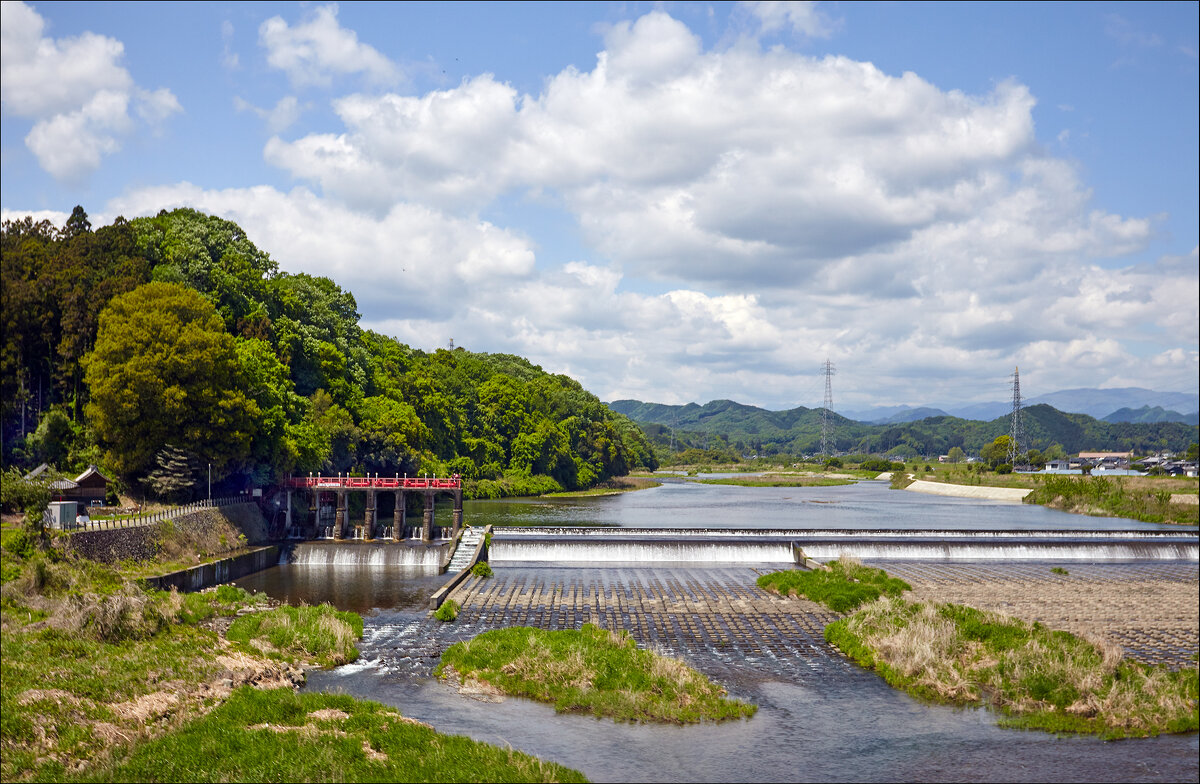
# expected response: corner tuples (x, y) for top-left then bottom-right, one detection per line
(2, 207), (656, 500)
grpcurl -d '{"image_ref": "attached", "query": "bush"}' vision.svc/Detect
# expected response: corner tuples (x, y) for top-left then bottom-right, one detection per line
(996, 463), (1013, 474)
(434, 599), (459, 622)
(470, 561), (493, 578)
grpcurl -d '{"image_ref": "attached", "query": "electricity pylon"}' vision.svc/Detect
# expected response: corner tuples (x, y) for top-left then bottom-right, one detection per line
(821, 359), (836, 458)
(1008, 366), (1024, 466)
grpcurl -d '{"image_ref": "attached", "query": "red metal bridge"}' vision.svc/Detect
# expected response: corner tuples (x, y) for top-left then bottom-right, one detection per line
(283, 475), (462, 490)
(278, 474), (463, 543)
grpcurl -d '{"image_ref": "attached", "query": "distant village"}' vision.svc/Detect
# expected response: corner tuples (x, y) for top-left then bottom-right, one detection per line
(934, 451), (1198, 478)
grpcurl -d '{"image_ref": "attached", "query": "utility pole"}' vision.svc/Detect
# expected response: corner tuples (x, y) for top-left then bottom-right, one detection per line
(1008, 366), (1024, 466)
(821, 359), (836, 458)
(207, 463), (212, 504)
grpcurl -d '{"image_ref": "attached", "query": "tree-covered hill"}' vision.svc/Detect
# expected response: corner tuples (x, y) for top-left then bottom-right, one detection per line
(2, 208), (655, 499)
(612, 399), (1198, 459)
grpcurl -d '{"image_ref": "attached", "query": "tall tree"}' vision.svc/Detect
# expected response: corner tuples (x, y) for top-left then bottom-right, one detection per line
(82, 282), (259, 484)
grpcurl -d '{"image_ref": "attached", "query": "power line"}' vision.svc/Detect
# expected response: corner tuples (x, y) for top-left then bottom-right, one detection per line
(821, 359), (836, 457)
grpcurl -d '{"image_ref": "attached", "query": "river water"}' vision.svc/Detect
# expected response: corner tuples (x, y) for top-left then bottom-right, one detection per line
(236, 479), (1199, 782)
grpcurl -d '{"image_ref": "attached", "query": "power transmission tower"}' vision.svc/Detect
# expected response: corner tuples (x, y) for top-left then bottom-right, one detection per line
(821, 359), (836, 458)
(1008, 366), (1024, 465)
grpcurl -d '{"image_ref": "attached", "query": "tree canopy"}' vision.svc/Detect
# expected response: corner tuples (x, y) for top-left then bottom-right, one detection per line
(2, 207), (657, 499)
(83, 282), (259, 479)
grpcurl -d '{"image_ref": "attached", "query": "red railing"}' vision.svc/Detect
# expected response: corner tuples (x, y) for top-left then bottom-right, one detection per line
(283, 475), (461, 490)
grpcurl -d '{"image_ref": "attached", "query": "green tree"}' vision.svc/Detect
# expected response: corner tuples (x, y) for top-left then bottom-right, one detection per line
(980, 435), (1013, 468)
(947, 446), (965, 464)
(82, 282), (258, 484)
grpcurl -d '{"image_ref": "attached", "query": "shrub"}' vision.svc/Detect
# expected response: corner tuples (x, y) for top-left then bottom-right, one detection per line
(434, 599), (459, 622)
(471, 561), (493, 578)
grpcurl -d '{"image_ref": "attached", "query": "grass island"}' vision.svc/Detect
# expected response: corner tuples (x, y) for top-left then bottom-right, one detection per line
(436, 624), (756, 724)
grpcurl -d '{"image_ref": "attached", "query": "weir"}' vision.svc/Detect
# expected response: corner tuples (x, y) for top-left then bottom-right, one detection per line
(289, 540), (448, 568)
(489, 528), (1200, 564)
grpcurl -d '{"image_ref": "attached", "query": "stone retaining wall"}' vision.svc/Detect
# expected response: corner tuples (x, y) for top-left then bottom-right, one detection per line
(65, 503), (267, 564)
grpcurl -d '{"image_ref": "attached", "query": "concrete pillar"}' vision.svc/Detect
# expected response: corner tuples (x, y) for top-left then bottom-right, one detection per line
(422, 491), (435, 543)
(452, 489), (463, 539)
(334, 490), (346, 540)
(285, 490), (293, 533)
(393, 491), (405, 542)
(365, 489), (376, 540)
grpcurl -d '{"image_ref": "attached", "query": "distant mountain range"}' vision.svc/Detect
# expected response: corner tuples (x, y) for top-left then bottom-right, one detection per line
(607, 394), (1199, 457)
(837, 387), (1199, 424)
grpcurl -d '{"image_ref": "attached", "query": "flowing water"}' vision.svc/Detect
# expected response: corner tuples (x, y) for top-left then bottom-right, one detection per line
(236, 479), (1199, 782)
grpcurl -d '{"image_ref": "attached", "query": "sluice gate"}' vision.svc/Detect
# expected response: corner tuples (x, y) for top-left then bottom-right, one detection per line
(278, 475), (463, 544)
(489, 527), (1200, 564)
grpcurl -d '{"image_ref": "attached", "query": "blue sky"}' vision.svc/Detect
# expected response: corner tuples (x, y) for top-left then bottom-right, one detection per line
(3, 1), (1197, 411)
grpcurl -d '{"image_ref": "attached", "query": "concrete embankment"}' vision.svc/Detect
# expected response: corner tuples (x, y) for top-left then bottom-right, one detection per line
(143, 546), (280, 592)
(905, 479), (1032, 502)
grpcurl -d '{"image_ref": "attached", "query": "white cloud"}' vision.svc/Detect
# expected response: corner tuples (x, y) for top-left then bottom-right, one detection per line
(234, 95), (306, 133)
(5, 8), (1190, 411)
(258, 4), (398, 87)
(221, 20), (239, 70)
(740, 1), (835, 39)
(265, 12), (1146, 298)
(0, 1), (180, 181)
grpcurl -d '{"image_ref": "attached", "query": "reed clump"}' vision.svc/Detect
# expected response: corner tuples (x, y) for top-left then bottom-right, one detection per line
(436, 624), (756, 724)
(826, 596), (1199, 737)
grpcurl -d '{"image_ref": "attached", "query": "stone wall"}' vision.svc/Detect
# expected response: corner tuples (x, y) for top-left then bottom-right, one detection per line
(65, 503), (268, 564)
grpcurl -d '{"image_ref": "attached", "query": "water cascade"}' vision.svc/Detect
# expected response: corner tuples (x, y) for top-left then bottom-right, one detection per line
(489, 528), (1199, 564)
(290, 540), (448, 568)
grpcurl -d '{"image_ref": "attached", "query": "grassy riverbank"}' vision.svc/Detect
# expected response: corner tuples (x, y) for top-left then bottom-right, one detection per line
(895, 466), (1198, 525)
(436, 624), (756, 724)
(696, 475), (854, 488)
(0, 531), (585, 782)
(826, 597), (1199, 737)
(82, 687), (585, 783)
(543, 476), (662, 497)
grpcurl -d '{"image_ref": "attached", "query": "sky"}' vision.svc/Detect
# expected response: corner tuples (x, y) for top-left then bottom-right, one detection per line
(2, 1), (1198, 412)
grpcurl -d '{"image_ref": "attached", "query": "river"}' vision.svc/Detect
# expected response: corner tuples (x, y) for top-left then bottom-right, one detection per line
(236, 478), (1199, 782)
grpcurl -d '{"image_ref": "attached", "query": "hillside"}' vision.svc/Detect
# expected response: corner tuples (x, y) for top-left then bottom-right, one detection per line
(611, 399), (1199, 458)
(2, 208), (656, 498)
(1102, 406), (1199, 426)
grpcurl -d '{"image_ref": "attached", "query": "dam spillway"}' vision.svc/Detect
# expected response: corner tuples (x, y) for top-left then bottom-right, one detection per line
(489, 527), (1200, 564)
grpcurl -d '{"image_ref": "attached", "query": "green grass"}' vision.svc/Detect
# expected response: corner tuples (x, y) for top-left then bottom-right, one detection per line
(826, 596), (1199, 738)
(79, 687), (587, 783)
(1025, 475), (1199, 525)
(543, 477), (662, 497)
(757, 558), (911, 612)
(436, 625), (756, 724)
(2, 533), (585, 781)
(226, 604), (363, 667)
(693, 476), (854, 487)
